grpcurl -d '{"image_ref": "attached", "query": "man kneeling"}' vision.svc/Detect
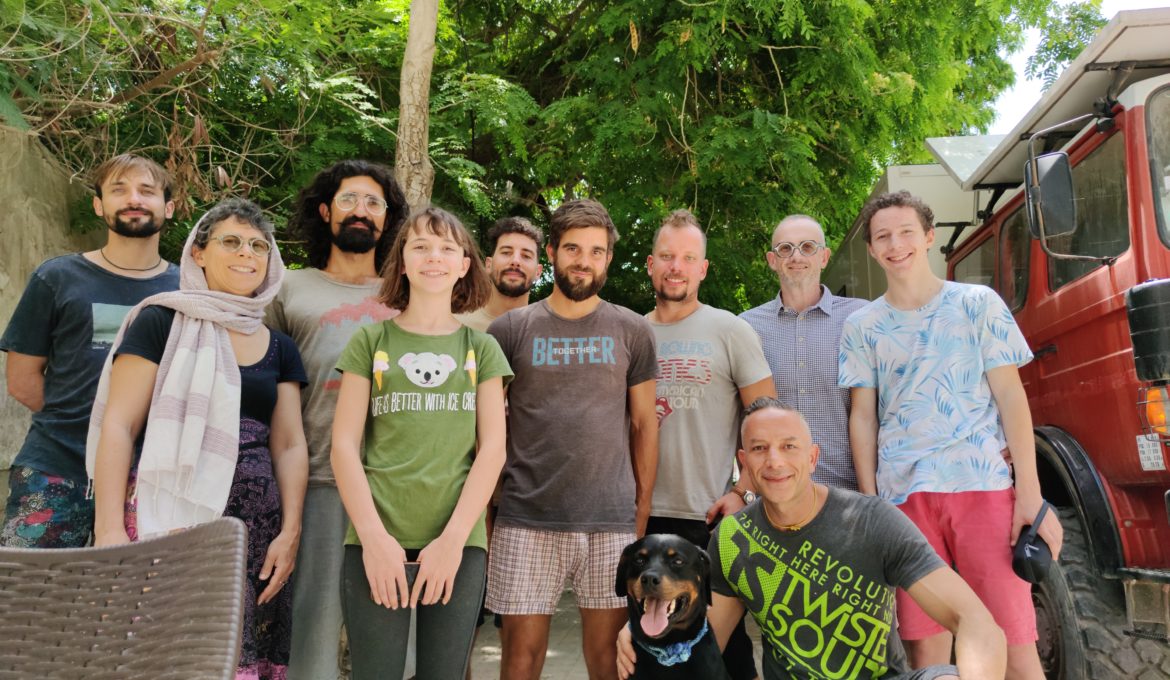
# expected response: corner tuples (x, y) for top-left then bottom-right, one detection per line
(618, 397), (1006, 680)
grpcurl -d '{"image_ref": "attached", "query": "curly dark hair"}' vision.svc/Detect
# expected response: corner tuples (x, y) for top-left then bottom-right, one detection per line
(858, 190), (935, 243)
(289, 160), (408, 269)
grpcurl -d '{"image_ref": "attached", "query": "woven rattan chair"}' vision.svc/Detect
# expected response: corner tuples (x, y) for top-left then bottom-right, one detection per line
(0, 517), (247, 679)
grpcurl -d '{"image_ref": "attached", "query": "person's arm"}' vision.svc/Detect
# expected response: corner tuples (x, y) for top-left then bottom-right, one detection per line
(709, 591), (748, 651)
(412, 375), (507, 607)
(987, 363), (1063, 558)
(92, 354), (158, 546)
(628, 378), (659, 538)
(256, 381), (308, 605)
(849, 386), (879, 495)
(906, 566), (1007, 679)
(331, 371), (409, 608)
(705, 376), (776, 522)
(5, 352), (47, 412)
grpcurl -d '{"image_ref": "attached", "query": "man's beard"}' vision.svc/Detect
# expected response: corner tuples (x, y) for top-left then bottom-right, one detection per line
(108, 210), (164, 238)
(654, 281), (689, 303)
(554, 264), (606, 302)
(332, 216), (378, 253)
(493, 269), (533, 298)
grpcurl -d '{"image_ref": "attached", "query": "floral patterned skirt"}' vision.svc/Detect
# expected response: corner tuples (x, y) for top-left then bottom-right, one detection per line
(125, 418), (290, 680)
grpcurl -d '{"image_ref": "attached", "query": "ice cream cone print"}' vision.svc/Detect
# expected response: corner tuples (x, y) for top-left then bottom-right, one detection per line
(373, 350), (390, 391)
(465, 349), (477, 384)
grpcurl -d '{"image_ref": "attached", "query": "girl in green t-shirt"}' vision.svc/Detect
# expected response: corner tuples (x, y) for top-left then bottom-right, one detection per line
(332, 206), (510, 679)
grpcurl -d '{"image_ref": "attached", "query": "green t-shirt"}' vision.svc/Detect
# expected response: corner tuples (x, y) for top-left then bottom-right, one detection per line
(336, 319), (512, 550)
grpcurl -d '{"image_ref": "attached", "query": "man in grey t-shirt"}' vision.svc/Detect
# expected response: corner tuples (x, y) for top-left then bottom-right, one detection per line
(644, 209), (774, 679)
(617, 399), (1007, 680)
(487, 198), (658, 680)
(265, 160), (406, 680)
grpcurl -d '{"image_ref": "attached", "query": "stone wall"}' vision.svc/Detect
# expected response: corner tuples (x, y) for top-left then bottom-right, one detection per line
(0, 126), (102, 500)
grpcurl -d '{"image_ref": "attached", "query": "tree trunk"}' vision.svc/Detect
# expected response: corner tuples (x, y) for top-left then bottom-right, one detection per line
(395, 0), (439, 209)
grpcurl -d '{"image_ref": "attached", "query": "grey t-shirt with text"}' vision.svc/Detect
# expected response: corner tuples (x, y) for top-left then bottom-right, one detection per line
(710, 488), (947, 680)
(488, 299), (657, 531)
(648, 304), (771, 520)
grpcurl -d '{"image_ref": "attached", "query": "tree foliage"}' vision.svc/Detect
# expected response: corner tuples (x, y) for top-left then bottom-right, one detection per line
(2, 0), (1096, 313)
(1027, 0), (1107, 88)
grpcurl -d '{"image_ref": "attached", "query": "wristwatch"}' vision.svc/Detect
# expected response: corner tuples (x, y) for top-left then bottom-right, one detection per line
(733, 485), (757, 504)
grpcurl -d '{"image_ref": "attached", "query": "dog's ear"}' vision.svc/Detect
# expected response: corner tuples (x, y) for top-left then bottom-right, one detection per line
(696, 545), (713, 606)
(615, 538), (642, 598)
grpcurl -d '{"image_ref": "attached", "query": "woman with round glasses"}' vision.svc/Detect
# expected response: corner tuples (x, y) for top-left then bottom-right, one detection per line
(88, 197), (309, 680)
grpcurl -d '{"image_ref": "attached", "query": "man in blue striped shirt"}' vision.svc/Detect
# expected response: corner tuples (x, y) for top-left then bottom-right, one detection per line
(739, 214), (866, 491)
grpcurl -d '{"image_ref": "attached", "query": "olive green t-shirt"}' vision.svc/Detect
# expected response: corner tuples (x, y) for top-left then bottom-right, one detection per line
(336, 319), (512, 550)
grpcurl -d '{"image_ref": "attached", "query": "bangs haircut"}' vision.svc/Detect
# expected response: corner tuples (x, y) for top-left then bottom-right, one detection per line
(548, 198), (619, 251)
(378, 206), (491, 313)
(859, 190), (935, 243)
(92, 154), (173, 201)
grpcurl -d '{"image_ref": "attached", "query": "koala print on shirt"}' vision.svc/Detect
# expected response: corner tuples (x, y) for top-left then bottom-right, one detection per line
(398, 352), (458, 388)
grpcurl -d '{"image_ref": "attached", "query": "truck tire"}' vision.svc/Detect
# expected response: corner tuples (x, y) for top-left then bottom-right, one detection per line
(1034, 507), (1167, 679)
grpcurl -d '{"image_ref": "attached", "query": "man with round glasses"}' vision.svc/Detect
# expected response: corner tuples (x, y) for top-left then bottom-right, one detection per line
(739, 214), (866, 491)
(265, 159), (408, 680)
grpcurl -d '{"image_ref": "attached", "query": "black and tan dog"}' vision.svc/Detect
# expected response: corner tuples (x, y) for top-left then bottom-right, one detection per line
(615, 534), (730, 679)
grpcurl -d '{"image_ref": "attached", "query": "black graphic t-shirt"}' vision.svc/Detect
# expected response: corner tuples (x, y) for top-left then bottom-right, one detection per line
(1, 254), (178, 480)
(709, 487), (944, 680)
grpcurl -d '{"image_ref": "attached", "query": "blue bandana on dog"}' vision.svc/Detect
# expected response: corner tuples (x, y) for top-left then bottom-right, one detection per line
(630, 619), (710, 666)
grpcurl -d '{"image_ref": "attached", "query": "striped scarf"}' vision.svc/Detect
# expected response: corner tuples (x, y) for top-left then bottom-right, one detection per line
(86, 217), (284, 537)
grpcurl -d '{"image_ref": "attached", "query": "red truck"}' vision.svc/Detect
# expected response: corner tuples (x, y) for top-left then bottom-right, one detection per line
(828, 9), (1170, 678)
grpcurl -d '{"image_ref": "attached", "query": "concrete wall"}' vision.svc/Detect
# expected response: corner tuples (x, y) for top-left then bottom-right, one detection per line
(0, 126), (102, 500)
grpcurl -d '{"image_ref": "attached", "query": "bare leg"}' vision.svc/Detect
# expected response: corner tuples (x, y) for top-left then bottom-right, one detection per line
(904, 631), (953, 667)
(499, 614), (552, 680)
(580, 607), (626, 680)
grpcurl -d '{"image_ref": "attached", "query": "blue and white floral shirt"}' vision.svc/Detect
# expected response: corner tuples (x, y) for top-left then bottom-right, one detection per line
(837, 281), (1033, 505)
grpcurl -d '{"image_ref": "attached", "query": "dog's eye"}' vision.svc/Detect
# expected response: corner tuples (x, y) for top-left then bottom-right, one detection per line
(633, 556), (646, 566)
(672, 557), (685, 567)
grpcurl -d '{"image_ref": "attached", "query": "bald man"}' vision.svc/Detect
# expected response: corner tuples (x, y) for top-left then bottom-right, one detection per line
(739, 215), (866, 491)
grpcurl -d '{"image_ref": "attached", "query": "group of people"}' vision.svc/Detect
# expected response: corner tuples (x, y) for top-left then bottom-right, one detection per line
(0, 152), (1063, 680)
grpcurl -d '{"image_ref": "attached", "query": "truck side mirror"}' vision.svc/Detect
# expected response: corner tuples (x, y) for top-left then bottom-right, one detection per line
(1025, 152), (1077, 240)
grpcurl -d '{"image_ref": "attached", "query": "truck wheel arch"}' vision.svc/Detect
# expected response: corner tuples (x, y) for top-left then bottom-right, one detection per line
(1034, 425), (1122, 576)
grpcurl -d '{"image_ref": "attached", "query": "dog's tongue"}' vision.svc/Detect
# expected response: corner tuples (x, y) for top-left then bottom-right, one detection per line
(641, 597), (670, 637)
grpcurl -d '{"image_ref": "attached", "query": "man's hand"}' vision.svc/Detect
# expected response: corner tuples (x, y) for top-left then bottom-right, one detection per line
(615, 624), (636, 679)
(1011, 493), (1063, 561)
(705, 491), (745, 525)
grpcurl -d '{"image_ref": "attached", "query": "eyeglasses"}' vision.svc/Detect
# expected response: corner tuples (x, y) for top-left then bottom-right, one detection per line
(335, 192), (389, 216)
(771, 240), (824, 258)
(210, 233), (272, 256)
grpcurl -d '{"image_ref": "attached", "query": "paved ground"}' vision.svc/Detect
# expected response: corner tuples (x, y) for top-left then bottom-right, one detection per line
(468, 590), (765, 679)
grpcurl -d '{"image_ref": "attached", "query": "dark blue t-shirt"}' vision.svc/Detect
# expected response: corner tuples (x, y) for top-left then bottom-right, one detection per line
(1, 255), (179, 481)
(115, 305), (307, 427)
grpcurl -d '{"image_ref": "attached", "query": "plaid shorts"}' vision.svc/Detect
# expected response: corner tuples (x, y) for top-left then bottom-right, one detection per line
(486, 524), (635, 614)
(1, 465), (93, 548)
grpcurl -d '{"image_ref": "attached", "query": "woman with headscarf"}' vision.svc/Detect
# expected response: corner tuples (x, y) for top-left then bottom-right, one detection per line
(88, 197), (309, 680)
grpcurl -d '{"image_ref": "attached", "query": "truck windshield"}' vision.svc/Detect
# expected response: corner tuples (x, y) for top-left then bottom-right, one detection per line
(1152, 86), (1170, 242)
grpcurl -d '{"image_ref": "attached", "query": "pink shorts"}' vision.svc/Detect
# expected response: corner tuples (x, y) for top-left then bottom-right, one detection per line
(895, 489), (1037, 645)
